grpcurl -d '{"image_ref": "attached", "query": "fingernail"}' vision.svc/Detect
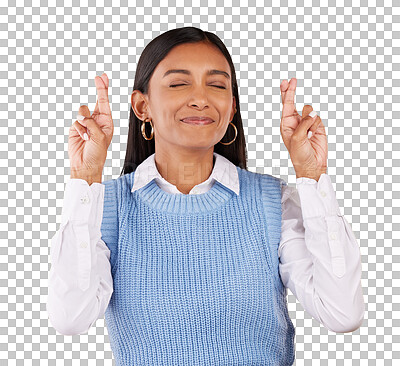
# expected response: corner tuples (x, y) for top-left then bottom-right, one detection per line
(83, 133), (88, 140)
(308, 130), (313, 139)
(309, 111), (317, 119)
(77, 114), (85, 121)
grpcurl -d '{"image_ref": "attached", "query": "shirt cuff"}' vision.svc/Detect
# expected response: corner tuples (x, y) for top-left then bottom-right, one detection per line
(61, 178), (104, 225)
(93, 183), (105, 231)
(296, 173), (343, 220)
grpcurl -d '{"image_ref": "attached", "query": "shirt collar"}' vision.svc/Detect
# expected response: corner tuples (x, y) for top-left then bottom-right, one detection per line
(131, 152), (240, 196)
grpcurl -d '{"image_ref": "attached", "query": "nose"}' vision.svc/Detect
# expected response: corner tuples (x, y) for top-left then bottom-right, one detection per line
(187, 84), (209, 109)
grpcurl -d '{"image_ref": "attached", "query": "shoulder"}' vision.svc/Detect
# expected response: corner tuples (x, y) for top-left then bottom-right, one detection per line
(101, 171), (136, 209)
(238, 167), (287, 189)
(102, 171), (135, 194)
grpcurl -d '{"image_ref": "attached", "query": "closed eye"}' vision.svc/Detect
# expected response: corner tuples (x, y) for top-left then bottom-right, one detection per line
(170, 84), (226, 89)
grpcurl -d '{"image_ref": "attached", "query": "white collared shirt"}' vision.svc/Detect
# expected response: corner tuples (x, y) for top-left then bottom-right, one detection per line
(131, 152), (239, 196)
(47, 152), (364, 336)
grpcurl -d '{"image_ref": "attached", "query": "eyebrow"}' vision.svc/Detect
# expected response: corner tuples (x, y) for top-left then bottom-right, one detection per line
(163, 69), (230, 79)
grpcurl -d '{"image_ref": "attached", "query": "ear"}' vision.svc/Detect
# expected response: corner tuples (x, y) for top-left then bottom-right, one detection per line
(131, 90), (151, 121)
(229, 96), (237, 121)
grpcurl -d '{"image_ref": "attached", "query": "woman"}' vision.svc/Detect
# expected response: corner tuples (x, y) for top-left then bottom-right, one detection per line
(47, 27), (364, 365)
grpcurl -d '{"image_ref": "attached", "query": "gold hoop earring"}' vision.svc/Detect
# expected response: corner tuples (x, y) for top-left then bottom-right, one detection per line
(141, 118), (154, 140)
(219, 122), (237, 145)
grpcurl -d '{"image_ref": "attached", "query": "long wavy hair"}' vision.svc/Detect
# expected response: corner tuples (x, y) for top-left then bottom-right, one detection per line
(120, 26), (248, 176)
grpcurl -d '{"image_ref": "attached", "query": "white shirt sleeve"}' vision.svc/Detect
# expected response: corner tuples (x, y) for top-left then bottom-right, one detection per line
(47, 178), (113, 336)
(279, 173), (365, 333)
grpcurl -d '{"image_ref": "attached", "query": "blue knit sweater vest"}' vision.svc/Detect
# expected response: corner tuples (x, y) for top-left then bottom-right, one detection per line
(100, 165), (295, 365)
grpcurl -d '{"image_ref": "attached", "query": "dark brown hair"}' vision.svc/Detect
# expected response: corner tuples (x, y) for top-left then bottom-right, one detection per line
(120, 26), (248, 176)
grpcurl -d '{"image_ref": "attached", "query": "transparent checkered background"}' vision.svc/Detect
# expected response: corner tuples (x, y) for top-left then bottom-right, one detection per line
(1, 0), (399, 365)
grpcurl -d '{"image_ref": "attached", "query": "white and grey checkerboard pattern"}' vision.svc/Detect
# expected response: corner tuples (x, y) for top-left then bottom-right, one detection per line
(1, 0), (398, 365)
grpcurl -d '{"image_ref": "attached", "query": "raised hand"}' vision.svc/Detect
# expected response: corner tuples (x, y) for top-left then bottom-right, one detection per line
(280, 78), (328, 181)
(68, 73), (114, 184)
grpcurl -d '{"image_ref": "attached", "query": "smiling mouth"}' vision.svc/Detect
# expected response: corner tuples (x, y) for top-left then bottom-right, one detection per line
(180, 119), (215, 125)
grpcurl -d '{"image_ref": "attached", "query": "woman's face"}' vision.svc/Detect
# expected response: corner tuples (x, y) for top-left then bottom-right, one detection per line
(132, 41), (237, 152)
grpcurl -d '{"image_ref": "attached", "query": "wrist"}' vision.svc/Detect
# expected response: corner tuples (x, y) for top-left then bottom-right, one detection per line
(296, 174), (320, 182)
(295, 172), (326, 182)
(70, 168), (103, 185)
(295, 168), (327, 182)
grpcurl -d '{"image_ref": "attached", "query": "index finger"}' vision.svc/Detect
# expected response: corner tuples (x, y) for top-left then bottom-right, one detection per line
(94, 73), (111, 116)
(281, 78), (297, 118)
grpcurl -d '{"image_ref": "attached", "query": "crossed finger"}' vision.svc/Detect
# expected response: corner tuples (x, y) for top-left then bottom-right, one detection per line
(280, 78), (298, 117)
(93, 73), (112, 116)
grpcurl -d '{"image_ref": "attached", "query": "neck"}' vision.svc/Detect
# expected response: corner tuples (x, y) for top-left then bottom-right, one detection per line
(154, 148), (215, 194)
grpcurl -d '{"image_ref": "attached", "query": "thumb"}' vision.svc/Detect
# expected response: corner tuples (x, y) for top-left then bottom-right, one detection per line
(302, 104), (314, 119)
(297, 105), (317, 138)
(297, 113), (317, 139)
(77, 105), (104, 141)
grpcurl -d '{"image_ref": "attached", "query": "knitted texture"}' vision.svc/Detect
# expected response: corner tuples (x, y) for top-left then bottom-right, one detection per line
(100, 166), (295, 365)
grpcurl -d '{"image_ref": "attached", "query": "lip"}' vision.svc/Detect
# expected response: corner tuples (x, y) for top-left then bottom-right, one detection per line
(181, 117), (214, 125)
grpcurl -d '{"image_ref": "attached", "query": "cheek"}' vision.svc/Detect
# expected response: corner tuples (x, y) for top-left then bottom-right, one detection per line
(220, 95), (234, 111)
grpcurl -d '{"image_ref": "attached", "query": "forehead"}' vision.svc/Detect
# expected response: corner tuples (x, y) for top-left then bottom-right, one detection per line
(154, 42), (231, 76)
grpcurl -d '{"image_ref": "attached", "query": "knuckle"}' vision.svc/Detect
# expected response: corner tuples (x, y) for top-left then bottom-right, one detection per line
(97, 95), (109, 104)
(291, 133), (301, 142)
